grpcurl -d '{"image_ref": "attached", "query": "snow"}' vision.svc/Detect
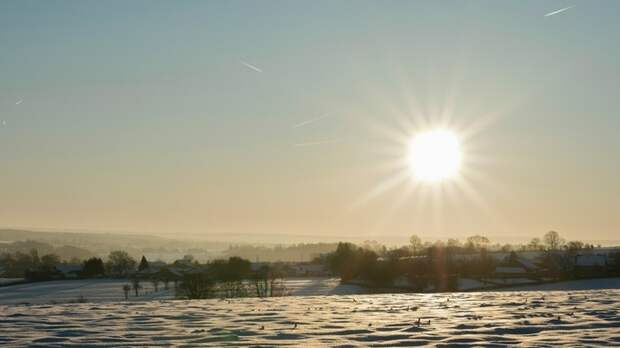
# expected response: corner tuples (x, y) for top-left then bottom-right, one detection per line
(458, 278), (488, 290)
(0, 278), (365, 305)
(495, 266), (528, 274)
(0, 279), (173, 305)
(0, 278), (23, 286)
(2, 288), (620, 346)
(490, 278), (537, 285)
(500, 277), (620, 291)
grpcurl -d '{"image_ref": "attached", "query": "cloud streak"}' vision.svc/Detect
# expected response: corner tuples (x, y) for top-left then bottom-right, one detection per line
(240, 60), (263, 73)
(15, 100), (23, 105)
(294, 139), (341, 147)
(544, 5), (575, 17)
(292, 114), (329, 129)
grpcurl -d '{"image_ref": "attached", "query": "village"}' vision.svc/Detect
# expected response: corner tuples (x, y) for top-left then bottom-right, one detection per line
(2, 233), (620, 297)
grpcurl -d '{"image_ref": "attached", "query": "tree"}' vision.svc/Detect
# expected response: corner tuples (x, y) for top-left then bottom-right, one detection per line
(158, 267), (176, 290)
(466, 235), (490, 251)
(138, 256), (150, 272)
(122, 284), (131, 300)
(131, 277), (141, 296)
(565, 240), (584, 254)
(2, 251), (35, 277)
(543, 231), (563, 251)
(151, 278), (160, 292)
(409, 235), (423, 256)
(528, 238), (542, 251)
(82, 257), (105, 277)
(176, 273), (213, 299)
(107, 251), (137, 276)
(266, 263), (287, 297)
(251, 264), (271, 297)
(446, 238), (461, 249)
(40, 254), (60, 270)
(30, 249), (40, 267)
(327, 242), (359, 281)
(209, 257), (252, 298)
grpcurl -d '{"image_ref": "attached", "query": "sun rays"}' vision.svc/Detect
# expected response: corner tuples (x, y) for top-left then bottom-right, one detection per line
(349, 78), (522, 237)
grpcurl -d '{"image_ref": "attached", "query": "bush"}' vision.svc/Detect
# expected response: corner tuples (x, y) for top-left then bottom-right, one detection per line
(82, 257), (105, 277)
(176, 273), (213, 299)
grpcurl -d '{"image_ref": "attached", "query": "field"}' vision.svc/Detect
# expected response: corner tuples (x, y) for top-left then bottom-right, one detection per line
(0, 278), (364, 305)
(2, 289), (620, 346)
(2, 278), (620, 346)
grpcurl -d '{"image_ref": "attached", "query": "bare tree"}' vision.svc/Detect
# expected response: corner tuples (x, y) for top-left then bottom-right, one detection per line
(528, 238), (543, 251)
(176, 273), (213, 299)
(122, 284), (131, 300)
(131, 278), (141, 297)
(151, 278), (160, 292)
(466, 235), (490, 251)
(543, 231), (563, 251)
(106, 251), (137, 277)
(409, 235), (423, 256)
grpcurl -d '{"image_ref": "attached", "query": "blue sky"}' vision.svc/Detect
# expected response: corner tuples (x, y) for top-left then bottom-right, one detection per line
(1, 1), (619, 243)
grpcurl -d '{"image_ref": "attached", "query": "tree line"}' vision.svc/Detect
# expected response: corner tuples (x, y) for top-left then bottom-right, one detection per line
(0, 248), (287, 300)
(321, 231), (619, 291)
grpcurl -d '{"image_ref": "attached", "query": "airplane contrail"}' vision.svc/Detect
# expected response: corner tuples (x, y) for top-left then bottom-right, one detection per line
(240, 60), (263, 73)
(292, 114), (329, 129)
(294, 139), (340, 147)
(544, 5), (575, 17)
(15, 100), (23, 105)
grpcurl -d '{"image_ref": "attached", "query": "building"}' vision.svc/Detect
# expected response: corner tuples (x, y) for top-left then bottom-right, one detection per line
(289, 263), (327, 277)
(55, 264), (83, 279)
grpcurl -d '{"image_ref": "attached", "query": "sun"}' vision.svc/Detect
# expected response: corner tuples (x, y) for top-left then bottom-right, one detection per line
(408, 129), (462, 182)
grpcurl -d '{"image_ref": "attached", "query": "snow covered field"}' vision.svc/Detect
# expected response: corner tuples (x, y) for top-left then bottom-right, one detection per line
(0, 278), (365, 305)
(500, 277), (620, 292)
(0, 279), (172, 305)
(1, 289), (620, 346)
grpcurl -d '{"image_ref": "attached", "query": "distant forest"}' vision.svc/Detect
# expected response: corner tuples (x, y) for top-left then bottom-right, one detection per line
(222, 243), (339, 262)
(0, 229), (340, 263)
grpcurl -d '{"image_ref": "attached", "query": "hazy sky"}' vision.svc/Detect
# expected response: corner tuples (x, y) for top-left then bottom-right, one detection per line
(1, 1), (619, 244)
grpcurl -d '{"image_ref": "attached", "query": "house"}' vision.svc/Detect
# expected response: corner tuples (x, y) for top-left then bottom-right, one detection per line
(288, 263), (326, 277)
(573, 254), (608, 277)
(513, 257), (539, 272)
(136, 260), (169, 277)
(250, 262), (270, 272)
(575, 254), (607, 267)
(55, 264), (83, 279)
(493, 253), (542, 279)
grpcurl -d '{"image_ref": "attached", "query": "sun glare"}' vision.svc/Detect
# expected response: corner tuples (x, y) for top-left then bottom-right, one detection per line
(408, 129), (462, 182)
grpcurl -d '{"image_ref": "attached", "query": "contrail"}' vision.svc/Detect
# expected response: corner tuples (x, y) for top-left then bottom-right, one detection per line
(292, 114), (329, 129)
(544, 5), (575, 17)
(294, 139), (340, 147)
(240, 60), (263, 73)
(15, 100), (23, 105)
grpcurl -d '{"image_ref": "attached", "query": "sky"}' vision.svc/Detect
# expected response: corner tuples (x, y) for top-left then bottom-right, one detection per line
(1, 1), (619, 244)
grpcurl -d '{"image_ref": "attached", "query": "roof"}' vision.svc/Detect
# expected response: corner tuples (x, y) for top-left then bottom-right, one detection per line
(515, 257), (538, 270)
(55, 264), (82, 273)
(293, 264), (324, 272)
(575, 254), (607, 267)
